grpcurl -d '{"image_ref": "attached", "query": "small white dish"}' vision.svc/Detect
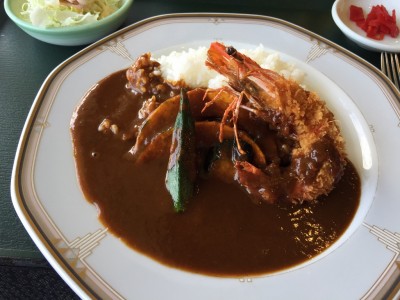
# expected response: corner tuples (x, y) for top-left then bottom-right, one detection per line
(332, 0), (400, 52)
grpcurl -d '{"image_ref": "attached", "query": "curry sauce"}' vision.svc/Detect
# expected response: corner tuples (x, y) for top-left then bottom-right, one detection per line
(70, 70), (360, 276)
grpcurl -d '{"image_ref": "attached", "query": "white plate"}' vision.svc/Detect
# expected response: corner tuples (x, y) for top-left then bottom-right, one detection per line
(11, 13), (400, 300)
(332, 0), (400, 52)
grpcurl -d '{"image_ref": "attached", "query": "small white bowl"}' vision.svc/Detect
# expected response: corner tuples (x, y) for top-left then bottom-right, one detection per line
(332, 0), (400, 52)
(4, 0), (133, 46)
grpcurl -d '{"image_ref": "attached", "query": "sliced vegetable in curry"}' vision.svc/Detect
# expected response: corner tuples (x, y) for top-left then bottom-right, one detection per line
(165, 89), (197, 212)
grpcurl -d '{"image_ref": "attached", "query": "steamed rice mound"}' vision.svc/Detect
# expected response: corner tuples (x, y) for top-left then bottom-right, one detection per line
(155, 45), (306, 89)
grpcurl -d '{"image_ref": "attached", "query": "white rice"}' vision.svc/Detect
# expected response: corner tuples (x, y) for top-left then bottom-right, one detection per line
(154, 44), (305, 89)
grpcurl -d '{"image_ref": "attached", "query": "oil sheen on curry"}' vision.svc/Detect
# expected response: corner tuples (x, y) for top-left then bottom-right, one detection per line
(70, 43), (360, 276)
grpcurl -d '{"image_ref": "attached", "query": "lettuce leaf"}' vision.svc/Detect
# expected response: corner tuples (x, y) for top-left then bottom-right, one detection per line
(21, 0), (121, 28)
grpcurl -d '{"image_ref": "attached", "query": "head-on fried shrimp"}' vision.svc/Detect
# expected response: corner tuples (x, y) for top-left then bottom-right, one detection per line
(206, 42), (346, 204)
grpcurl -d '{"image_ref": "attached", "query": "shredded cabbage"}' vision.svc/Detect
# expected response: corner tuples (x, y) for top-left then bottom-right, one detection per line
(21, 0), (121, 28)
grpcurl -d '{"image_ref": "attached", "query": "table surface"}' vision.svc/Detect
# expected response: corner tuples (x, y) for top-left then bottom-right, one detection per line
(0, 0), (382, 298)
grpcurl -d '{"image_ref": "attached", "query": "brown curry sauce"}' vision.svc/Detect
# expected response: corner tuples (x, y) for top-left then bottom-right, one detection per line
(70, 70), (360, 276)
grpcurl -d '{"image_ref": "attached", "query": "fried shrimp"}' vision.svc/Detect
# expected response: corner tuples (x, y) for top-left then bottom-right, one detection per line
(205, 42), (346, 204)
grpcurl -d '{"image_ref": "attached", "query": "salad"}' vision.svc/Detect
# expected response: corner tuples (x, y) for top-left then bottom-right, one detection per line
(21, 0), (122, 28)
